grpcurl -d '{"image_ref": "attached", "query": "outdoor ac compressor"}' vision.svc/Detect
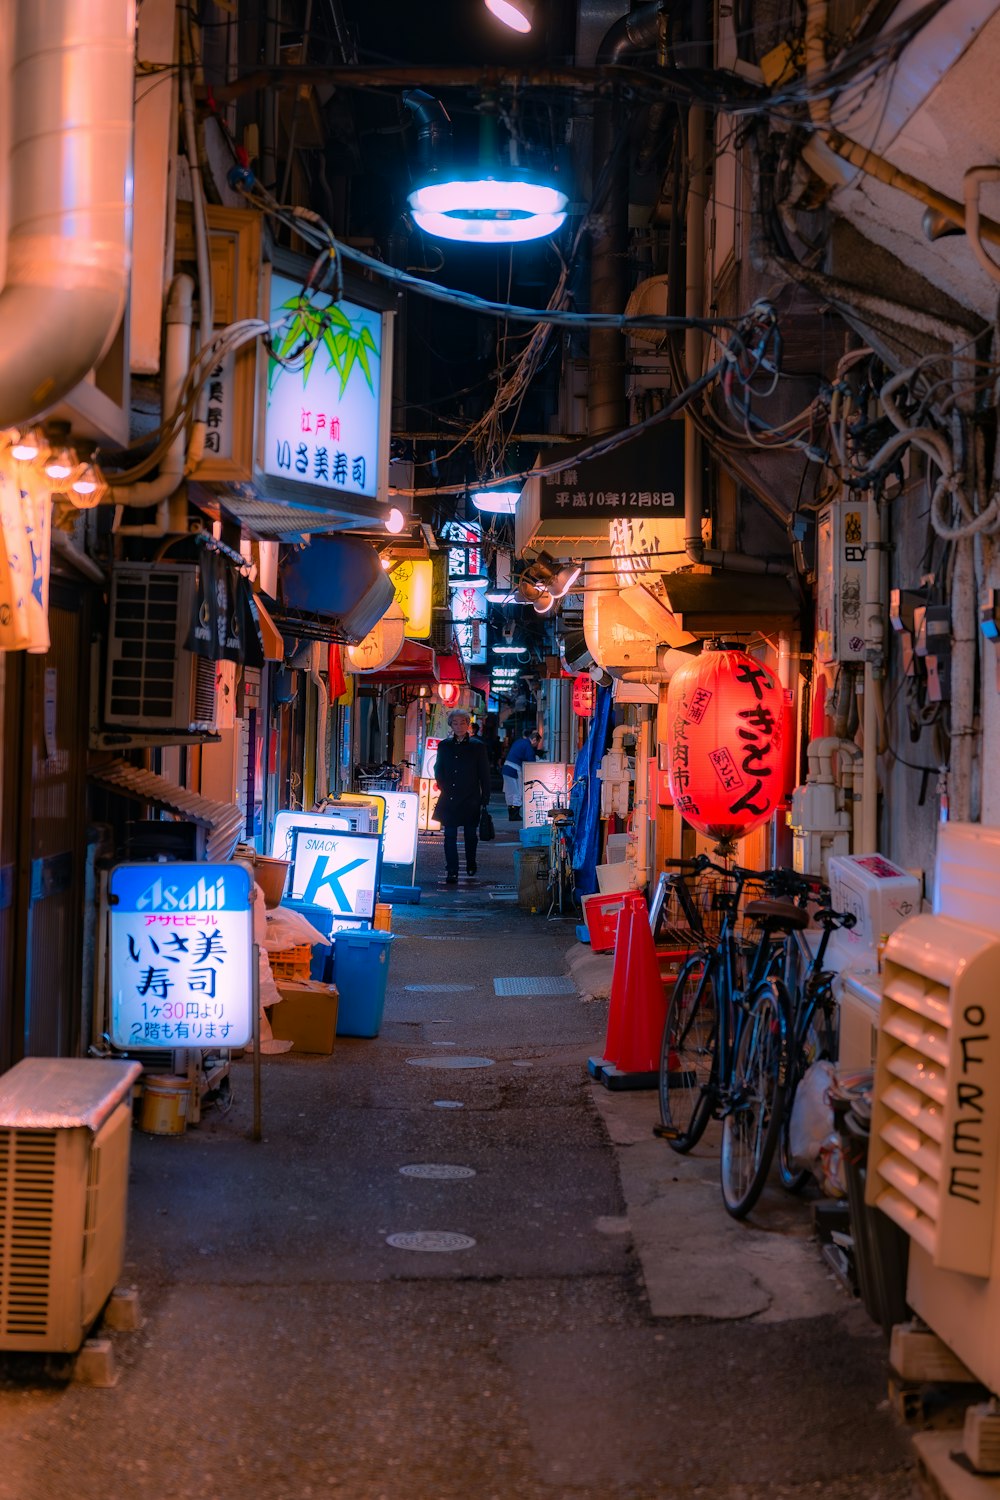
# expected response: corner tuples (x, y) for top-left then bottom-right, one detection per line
(0, 1058), (141, 1352)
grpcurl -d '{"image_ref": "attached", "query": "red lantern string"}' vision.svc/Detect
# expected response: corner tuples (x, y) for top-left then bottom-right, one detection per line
(666, 643), (784, 851)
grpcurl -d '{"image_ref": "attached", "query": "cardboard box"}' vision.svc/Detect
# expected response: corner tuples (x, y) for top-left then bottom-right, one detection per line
(269, 980), (340, 1054)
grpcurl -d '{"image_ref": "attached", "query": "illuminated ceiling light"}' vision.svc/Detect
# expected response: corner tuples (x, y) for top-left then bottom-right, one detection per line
(11, 426), (47, 462)
(493, 643), (526, 655)
(69, 463), (107, 508)
(472, 489), (520, 515)
(450, 573), (489, 590)
(485, 0), (534, 32)
(408, 178), (567, 245)
(44, 448), (76, 481)
(385, 507), (406, 534)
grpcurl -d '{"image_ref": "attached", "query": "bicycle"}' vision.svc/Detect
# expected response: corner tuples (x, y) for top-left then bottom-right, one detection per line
(775, 896), (857, 1193)
(655, 854), (813, 1218)
(545, 805), (575, 917)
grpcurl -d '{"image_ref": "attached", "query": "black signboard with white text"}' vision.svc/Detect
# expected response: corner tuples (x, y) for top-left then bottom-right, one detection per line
(537, 421), (685, 521)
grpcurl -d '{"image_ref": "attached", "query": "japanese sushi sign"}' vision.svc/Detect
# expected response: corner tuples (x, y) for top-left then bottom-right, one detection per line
(108, 863), (254, 1050)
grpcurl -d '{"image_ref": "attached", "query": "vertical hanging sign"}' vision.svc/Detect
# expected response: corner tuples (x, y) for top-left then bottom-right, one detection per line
(108, 863), (254, 1049)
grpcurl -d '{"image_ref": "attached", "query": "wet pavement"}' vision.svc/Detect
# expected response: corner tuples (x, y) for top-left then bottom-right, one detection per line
(0, 808), (918, 1499)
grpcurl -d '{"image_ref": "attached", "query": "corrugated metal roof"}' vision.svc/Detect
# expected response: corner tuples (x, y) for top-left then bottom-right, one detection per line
(89, 761), (245, 862)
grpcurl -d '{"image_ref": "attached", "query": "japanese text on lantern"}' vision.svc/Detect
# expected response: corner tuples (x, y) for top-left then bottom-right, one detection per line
(665, 647), (783, 843)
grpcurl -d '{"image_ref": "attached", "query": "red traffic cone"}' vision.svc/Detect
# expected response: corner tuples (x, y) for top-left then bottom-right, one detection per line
(586, 902), (637, 1080)
(598, 907), (666, 1090)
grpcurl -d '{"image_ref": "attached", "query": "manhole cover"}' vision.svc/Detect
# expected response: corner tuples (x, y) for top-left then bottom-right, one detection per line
(433, 1100), (465, 1108)
(431, 1041), (457, 1047)
(407, 1056), (495, 1069)
(385, 1231), (476, 1252)
(494, 976), (577, 996)
(405, 984), (475, 992)
(399, 1163), (476, 1180)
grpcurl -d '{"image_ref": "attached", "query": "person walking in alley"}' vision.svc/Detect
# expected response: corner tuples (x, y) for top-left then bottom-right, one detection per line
(433, 710), (492, 884)
(501, 727), (542, 821)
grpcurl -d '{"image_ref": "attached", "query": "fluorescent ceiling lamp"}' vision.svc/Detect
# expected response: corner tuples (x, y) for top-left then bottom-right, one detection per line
(450, 574), (489, 590)
(408, 179), (567, 245)
(485, 0), (534, 32)
(485, 589), (523, 604)
(472, 489), (520, 515)
(493, 644), (526, 655)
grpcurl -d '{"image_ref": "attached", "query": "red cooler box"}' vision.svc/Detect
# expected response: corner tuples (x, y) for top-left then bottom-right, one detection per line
(583, 890), (647, 952)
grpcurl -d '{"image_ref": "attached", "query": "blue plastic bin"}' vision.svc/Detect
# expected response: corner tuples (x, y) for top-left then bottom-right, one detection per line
(279, 900), (334, 979)
(519, 825), (549, 847)
(333, 930), (395, 1037)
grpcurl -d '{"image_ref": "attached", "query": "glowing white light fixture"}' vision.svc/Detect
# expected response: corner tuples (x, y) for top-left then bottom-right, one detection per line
(408, 177), (567, 245)
(385, 506), (406, 534)
(472, 489), (520, 515)
(11, 427), (47, 462)
(485, 589), (515, 604)
(69, 463), (107, 508)
(450, 573), (489, 590)
(485, 0), (534, 32)
(44, 448), (76, 481)
(494, 643), (527, 655)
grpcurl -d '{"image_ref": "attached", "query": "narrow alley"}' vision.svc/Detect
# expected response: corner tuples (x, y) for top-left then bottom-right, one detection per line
(0, 810), (915, 1500)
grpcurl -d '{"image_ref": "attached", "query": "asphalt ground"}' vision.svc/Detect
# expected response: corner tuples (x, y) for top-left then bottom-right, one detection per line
(0, 805), (919, 1500)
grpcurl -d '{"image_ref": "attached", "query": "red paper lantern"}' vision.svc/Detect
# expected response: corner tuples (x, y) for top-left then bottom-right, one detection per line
(666, 643), (784, 849)
(572, 674), (596, 716)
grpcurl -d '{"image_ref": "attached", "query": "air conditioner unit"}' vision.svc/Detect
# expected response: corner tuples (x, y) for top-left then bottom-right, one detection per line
(104, 563), (218, 734)
(0, 1059), (142, 1353)
(867, 912), (1000, 1392)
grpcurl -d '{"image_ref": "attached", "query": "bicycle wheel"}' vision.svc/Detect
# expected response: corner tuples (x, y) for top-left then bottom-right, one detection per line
(656, 951), (719, 1152)
(720, 978), (791, 1218)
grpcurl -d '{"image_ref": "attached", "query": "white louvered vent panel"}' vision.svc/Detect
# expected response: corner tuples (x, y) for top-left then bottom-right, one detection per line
(867, 913), (1000, 1279)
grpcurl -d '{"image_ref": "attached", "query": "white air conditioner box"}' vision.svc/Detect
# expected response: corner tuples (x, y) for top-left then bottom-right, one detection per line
(827, 853), (922, 973)
(0, 1059), (142, 1352)
(934, 821), (1000, 935)
(104, 563), (218, 735)
(868, 914), (1000, 1394)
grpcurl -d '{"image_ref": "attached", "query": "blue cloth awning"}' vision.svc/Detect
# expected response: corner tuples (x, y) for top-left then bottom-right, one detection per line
(272, 536), (395, 645)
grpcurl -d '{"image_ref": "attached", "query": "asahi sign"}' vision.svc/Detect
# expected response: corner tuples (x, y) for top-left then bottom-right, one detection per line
(108, 863), (254, 1049)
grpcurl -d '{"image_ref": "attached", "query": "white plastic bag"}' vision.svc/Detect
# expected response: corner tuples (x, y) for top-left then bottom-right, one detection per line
(788, 1059), (837, 1171)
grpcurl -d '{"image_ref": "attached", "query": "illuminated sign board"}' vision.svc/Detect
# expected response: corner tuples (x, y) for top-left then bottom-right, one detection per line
(523, 763), (575, 828)
(289, 829), (382, 919)
(380, 791), (420, 865)
(260, 264), (393, 507)
(389, 558), (433, 638)
(271, 810), (354, 859)
(108, 863), (253, 1049)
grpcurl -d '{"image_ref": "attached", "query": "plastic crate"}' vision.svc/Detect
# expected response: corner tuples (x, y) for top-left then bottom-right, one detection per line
(268, 944), (313, 982)
(583, 890), (647, 952)
(519, 825), (549, 847)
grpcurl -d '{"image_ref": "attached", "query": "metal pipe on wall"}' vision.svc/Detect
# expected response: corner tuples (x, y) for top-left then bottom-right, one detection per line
(0, 0), (134, 426)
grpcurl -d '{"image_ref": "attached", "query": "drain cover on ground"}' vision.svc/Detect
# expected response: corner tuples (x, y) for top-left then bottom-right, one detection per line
(404, 983), (475, 992)
(406, 1055), (494, 1069)
(489, 893), (518, 903)
(494, 976), (577, 996)
(399, 1163), (476, 1180)
(433, 1100), (465, 1108)
(386, 1231), (476, 1252)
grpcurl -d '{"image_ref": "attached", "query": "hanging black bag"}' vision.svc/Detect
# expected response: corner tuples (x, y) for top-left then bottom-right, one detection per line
(478, 807), (496, 842)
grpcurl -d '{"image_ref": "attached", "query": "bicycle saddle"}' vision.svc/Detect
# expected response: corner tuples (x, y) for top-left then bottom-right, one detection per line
(744, 898), (810, 932)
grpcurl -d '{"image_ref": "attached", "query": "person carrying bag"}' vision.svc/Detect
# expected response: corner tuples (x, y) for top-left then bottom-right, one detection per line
(433, 710), (492, 883)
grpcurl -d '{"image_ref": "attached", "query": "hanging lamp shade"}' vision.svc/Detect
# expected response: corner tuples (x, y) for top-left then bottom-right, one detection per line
(665, 643), (785, 851)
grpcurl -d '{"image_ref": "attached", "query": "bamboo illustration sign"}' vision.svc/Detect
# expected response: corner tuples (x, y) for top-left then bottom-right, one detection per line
(262, 271), (388, 501)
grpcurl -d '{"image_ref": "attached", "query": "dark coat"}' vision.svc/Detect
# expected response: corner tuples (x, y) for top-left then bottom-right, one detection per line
(433, 734), (491, 827)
